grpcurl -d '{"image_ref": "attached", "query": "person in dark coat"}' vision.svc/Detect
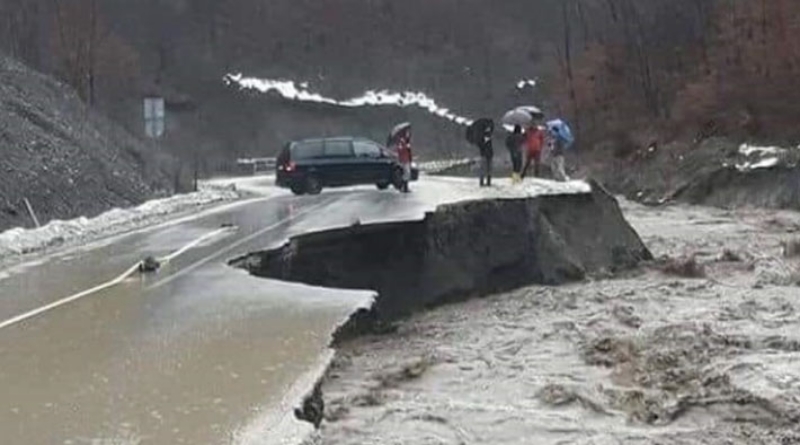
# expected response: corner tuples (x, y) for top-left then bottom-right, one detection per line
(477, 122), (494, 187)
(505, 125), (525, 184)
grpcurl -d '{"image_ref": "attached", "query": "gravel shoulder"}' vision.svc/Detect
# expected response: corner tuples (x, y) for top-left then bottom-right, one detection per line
(311, 199), (800, 444)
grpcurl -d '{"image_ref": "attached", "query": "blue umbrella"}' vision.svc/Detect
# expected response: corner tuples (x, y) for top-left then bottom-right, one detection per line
(547, 119), (575, 147)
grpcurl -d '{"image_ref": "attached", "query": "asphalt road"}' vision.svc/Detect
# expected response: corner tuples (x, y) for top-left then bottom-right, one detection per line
(0, 175), (588, 444)
(0, 186), (376, 445)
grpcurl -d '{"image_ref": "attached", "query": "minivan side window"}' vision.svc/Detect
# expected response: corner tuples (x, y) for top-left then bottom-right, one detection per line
(324, 140), (353, 157)
(293, 141), (325, 160)
(353, 140), (382, 158)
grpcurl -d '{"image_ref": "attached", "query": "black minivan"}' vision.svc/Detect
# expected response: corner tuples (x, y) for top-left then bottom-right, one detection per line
(276, 137), (419, 195)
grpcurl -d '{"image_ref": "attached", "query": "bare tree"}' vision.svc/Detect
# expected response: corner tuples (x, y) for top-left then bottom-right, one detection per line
(51, 0), (100, 104)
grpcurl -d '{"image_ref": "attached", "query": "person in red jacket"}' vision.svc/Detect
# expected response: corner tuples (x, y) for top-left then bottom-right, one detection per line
(393, 130), (413, 193)
(521, 124), (545, 179)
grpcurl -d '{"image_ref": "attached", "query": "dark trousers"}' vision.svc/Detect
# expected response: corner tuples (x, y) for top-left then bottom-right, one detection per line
(510, 152), (522, 174)
(479, 156), (493, 186)
(521, 151), (541, 179)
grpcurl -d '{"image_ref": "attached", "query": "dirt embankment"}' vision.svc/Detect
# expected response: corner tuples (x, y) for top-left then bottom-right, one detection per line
(585, 137), (800, 210)
(0, 56), (173, 232)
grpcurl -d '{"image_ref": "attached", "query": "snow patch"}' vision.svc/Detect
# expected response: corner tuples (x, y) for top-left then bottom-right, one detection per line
(0, 189), (240, 260)
(420, 176), (591, 202)
(739, 144), (787, 157)
(224, 74), (475, 126)
(736, 157), (780, 172)
(416, 158), (476, 174)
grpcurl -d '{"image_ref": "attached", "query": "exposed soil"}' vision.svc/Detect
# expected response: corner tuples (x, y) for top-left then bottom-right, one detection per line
(307, 198), (800, 444)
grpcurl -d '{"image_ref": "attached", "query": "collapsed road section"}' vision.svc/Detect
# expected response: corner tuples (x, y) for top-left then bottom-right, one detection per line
(233, 180), (652, 325)
(228, 179), (653, 433)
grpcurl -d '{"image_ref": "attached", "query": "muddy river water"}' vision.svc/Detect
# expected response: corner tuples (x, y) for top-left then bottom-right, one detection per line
(314, 199), (800, 444)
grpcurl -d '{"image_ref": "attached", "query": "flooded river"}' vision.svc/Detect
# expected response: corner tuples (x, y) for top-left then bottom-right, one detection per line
(315, 199), (800, 444)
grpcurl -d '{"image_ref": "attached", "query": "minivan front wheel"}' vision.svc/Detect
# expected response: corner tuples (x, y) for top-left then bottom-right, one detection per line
(305, 176), (323, 195)
(376, 181), (390, 190)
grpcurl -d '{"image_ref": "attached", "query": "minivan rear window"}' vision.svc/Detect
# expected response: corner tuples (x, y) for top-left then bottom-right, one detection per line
(292, 140), (325, 160)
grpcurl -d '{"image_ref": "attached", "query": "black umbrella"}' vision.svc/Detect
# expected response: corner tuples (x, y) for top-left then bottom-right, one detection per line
(466, 118), (494, 145)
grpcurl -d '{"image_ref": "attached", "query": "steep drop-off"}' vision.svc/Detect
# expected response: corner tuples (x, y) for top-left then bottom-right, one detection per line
(234, 181), (652, 325)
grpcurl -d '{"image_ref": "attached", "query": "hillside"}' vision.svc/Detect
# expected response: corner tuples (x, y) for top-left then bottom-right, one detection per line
(0, 55), (172, 232)
(2, 0), (799, 173)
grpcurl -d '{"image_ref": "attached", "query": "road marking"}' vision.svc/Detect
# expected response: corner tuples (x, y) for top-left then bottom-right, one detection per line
(0, 225), (234, 331)
(158, 227), (231, 264)
(0, 197), (332, 332)
(147, 198), (333, 291)
(0, 262), (143, 331)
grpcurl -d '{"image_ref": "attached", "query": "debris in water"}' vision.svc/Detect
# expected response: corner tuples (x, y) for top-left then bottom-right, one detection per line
(659, 255), (706, 278)
(781, 239), (800, 258)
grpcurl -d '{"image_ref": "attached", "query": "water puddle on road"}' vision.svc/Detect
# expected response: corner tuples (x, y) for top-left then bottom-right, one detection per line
(0, 263), (371, 445)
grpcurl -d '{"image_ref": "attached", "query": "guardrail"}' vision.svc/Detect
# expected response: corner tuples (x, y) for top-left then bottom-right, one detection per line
(236, 157), (277, 174)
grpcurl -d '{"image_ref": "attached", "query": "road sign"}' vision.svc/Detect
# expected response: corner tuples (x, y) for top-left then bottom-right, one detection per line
(144, 97), (165, 138)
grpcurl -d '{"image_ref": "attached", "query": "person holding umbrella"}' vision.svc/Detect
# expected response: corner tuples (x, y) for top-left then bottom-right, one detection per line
(388, 122), (413, 193)
(502, 106), (545, 180)
(466, 118), (495, 187)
